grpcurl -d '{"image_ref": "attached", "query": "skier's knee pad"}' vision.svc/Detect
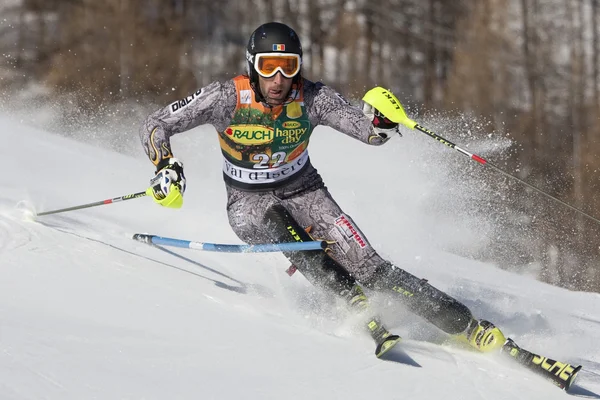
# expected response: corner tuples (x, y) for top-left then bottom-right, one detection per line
(264, 204), (356, 293)
(263, 204), (312, 243)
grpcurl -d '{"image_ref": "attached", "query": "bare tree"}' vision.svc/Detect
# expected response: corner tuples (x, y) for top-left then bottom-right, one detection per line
(593, 0), (600, 110)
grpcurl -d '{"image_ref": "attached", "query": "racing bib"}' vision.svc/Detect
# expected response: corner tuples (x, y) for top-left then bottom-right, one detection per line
(219, 75), (313, 188)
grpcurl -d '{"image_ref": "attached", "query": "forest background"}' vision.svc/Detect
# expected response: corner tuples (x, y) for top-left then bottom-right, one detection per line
(2, 0), (600, 292)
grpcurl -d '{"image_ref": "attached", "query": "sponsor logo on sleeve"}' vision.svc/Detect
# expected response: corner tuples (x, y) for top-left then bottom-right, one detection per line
(170, 89), (202, 113)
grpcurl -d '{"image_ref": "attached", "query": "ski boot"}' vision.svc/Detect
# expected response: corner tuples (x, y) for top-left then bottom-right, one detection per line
(341, 283), (370, 312)
(367, 317), (401, 358)
(341, 284), (401, 358)
(459, 318), (506, 353)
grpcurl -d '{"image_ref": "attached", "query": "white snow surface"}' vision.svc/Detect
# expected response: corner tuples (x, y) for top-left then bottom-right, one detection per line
(1, 115), (600, 400)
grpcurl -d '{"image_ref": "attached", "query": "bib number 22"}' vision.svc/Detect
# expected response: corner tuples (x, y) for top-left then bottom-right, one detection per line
(253, 152), (286, 169)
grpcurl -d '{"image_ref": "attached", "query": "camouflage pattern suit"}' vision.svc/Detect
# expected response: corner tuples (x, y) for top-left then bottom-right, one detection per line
(139, 75), (472, 336)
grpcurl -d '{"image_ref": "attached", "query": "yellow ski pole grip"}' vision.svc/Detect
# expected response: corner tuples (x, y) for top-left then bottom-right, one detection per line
(362, 87), (417, 128)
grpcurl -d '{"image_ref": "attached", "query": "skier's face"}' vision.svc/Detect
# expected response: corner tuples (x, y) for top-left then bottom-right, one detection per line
(258, 72), (292, 105)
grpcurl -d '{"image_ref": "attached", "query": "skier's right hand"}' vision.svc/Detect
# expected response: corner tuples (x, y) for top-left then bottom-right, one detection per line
(146, 157), (186, 209)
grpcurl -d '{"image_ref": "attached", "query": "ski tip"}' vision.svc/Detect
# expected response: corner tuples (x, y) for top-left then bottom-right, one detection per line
(375, 335), (401, 359)
(564, 365), (583, 391)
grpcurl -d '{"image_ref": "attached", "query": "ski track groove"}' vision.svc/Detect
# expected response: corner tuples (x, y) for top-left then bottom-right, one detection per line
(8, 217), (590, 399)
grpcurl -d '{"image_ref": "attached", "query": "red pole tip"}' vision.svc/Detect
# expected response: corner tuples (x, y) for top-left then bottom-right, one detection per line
(472, 154), (487, 164)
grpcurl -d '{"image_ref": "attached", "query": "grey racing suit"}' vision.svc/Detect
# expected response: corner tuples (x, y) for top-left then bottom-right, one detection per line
(139, 76), (472, 335)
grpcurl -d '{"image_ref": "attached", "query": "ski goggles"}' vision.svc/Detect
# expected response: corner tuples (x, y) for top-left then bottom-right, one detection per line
(253, 53), (301, 79)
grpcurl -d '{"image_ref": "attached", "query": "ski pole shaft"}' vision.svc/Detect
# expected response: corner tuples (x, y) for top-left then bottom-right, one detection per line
(392, 101), (600, 225)
(133, 233), (328, 253)
(37, 190), (148, 216)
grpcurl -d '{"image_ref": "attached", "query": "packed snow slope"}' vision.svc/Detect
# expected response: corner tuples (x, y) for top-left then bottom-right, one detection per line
(1, 115), (600, 400)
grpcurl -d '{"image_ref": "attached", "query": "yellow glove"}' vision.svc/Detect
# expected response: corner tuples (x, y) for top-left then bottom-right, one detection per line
(147, 158), (186, 209)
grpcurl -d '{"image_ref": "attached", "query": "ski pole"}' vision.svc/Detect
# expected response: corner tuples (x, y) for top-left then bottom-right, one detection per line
(133, 233), (328, 253)
(36, 190), (148, 216)
(373, 89), (600, 226)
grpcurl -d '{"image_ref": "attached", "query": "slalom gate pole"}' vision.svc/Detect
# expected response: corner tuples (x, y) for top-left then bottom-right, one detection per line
(36, 190), (148, 216)
(380, 90), (600, 226)
(132, 233), (328, 253)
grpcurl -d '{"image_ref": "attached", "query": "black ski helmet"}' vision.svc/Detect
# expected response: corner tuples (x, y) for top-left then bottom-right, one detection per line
(246, 22), (303, 101)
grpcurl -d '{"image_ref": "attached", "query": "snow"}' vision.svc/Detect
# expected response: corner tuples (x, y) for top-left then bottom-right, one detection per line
(1, 114), (600, 399)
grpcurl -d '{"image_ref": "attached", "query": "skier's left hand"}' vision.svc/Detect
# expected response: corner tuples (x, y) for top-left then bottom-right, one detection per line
(363, 102), (402, 144)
